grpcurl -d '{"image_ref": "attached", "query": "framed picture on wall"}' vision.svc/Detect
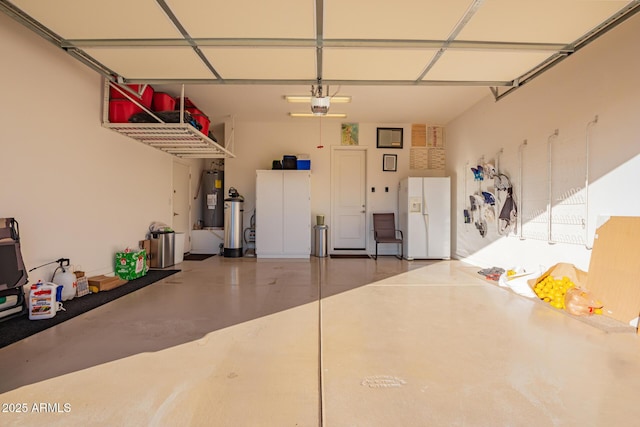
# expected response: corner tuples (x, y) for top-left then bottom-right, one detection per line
(377, 127), (403, 149)
(341, 123), (359, 145)
(383, 154), (397, 172)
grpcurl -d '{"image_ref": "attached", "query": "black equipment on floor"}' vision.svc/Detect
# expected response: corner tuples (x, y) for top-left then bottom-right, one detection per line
(0, 218), (28, 321)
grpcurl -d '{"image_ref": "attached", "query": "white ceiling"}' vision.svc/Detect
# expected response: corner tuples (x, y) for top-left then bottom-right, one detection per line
(2, 0), (639, 124)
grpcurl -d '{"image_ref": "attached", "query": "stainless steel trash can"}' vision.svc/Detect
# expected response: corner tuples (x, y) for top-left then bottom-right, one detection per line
(149, 231), (175, 268)
(314, 225), (328, 257)
(224, 197), (244, 257)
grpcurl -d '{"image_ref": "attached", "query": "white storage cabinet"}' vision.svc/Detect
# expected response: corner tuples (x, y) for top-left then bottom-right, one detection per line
(256, 170), (311, 258)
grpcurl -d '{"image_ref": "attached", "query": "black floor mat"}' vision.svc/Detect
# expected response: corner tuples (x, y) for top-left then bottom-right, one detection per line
(329, 254), (371, 259)
(183, 253), (216, 261)
(0, 269), (180, 349)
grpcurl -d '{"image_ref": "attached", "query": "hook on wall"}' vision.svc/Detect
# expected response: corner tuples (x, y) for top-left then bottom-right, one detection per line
(518, 139), (528, 150)
(494, 148), (504, 174)
(584, 114), (598, 250)
(518, 139), (527, 240)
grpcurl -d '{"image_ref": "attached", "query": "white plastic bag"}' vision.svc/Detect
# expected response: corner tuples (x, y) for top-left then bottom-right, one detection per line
(498, 266), (539, 298)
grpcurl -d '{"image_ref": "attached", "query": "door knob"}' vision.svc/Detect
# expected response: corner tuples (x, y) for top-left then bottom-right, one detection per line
(173, 212), (179, 216)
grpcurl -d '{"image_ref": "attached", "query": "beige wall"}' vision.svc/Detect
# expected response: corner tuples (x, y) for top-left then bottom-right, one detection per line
(0, 13), (203, 279)
(446, 13), (640, 271)
(224, 121), (420, 254)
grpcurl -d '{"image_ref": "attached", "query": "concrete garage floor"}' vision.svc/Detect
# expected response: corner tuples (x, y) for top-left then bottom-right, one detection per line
(0, 256), (639, 426)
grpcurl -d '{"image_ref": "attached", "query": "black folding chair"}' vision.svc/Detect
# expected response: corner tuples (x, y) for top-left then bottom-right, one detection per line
(0, 218), (28, 321)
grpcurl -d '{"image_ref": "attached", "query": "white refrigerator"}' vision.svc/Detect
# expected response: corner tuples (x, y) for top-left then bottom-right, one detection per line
(398, 177), (451, 260)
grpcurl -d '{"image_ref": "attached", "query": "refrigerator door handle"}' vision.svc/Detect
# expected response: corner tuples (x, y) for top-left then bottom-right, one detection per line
(422, 183), (428, 215)
(422, 181), (429, 256)
(422, 213), (429, 256)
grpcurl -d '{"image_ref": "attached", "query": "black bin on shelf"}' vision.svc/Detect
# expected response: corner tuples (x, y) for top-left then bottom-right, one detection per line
(282, 155), (297, 170)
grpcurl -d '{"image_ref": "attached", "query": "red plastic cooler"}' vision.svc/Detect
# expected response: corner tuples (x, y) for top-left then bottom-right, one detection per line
(109, 99), (143, 123)
(152, 92), (176, 111)
(186, 108), (210, 136)
(109, 84), (154, 108)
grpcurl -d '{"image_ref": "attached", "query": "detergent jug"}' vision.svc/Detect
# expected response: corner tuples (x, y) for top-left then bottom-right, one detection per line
(28, 281), (59, 320)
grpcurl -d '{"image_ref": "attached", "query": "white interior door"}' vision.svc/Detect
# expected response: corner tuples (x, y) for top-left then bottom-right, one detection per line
(331, 148), (367, 251)
(172, 161), (191, 254)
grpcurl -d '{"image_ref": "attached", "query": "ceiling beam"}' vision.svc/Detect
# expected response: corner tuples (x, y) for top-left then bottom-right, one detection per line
(417, 0), (485, 81)
(315, 0), (324, 82)
(154, 0), (222, 80)
(326, 39), (570, 52)
(123, 78), (514, 87)
(61, 37), (570, 52)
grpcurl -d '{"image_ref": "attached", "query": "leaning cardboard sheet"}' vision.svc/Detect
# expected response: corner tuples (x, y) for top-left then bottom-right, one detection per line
(585, 216), (640, 328)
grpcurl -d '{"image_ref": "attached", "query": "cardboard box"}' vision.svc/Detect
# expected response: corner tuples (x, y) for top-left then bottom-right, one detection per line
(87, 275), (128, 292)
(586, 216), (640, 325)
